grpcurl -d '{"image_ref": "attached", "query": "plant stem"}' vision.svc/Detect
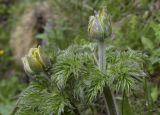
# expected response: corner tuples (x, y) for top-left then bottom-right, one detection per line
(98, 41), (119, 115)
(121, 91), (133, 115)
(103, 85), (119, 115)
(98, 41), (106, 72)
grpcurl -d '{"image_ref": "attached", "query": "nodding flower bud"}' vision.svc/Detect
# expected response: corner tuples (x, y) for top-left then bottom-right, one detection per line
(22, 46), (51, 75)
(88, 7), (112, 41)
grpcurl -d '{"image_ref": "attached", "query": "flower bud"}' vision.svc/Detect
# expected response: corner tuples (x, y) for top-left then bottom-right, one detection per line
(88, 7), (112, 41)
(22, 56), (43, 75)
(22, 46), (51, 75)
(28, 46), (51, 68)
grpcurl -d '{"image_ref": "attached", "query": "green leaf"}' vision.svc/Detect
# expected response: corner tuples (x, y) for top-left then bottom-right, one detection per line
(151, 86), (159, 102)
(141, 37), (154, 50)
(36, 33), (48, 40)
(0, 103), (15, 115)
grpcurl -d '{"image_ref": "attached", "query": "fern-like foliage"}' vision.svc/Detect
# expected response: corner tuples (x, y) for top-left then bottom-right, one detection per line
(16, 76), (72, 115)
(16, 43), (146, 114)
(106, 46), (147, 93)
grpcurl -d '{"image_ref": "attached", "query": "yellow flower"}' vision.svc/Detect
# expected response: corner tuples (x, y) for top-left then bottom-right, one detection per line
(88, 7), (112, 41)
(0, 50), (4, 56)
(22, 46), (51, 75)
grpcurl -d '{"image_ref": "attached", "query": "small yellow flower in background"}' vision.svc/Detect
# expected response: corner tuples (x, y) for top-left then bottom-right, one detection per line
(88, 7), (112, 41)
(0, 50), (4, 56)
(22, 46), (51, 75)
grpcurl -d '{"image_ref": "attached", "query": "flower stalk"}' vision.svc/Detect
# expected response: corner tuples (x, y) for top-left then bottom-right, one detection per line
(88, 7), (119, 115)
(98, 39), (119, 115)
(98, 41), (106, 72)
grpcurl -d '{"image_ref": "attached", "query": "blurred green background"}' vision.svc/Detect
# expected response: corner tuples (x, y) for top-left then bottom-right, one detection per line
(0, 0), (160, 114)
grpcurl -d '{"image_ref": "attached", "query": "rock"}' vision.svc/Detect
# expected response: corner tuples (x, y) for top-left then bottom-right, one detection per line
(10, 1), (54, 65)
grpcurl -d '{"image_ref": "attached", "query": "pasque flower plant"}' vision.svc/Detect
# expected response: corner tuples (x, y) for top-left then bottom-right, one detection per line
(17, 7), (146, 115)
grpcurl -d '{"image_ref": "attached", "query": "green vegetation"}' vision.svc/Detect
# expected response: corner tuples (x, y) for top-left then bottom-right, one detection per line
(16, 44), (146, 115)
(0, 0), (160, 115)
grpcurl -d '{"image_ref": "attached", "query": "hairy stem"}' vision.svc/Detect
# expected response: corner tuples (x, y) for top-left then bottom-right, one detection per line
(98, 41), (119, 115)
(98, 41), (106, 72)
